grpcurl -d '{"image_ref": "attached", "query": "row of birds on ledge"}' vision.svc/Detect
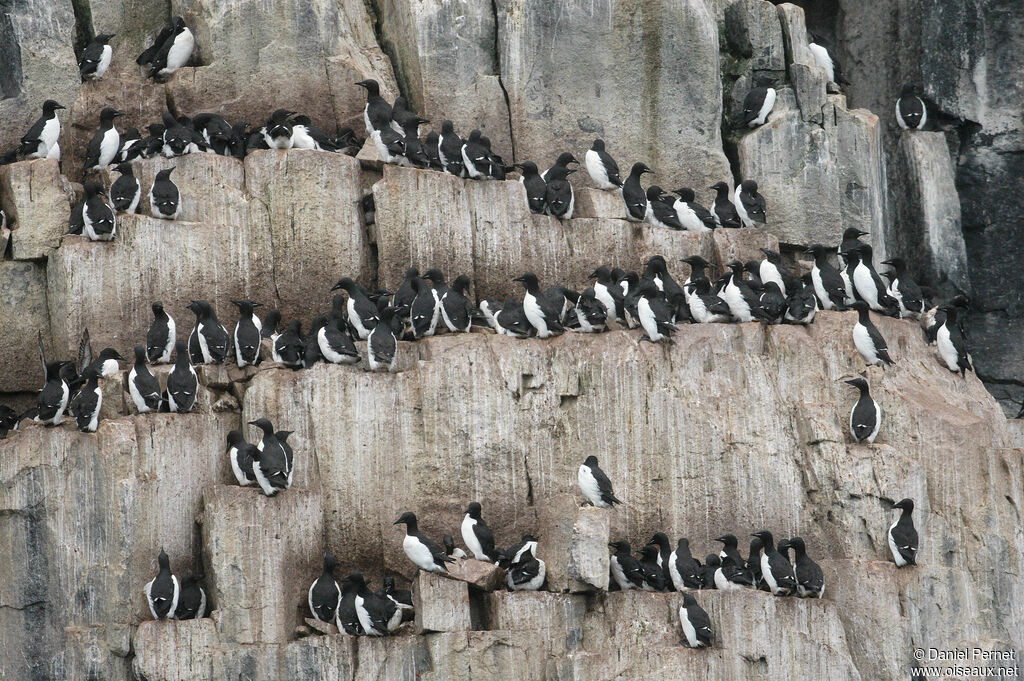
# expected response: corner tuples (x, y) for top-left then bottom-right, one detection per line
(143, 454), (920, 649)
(0, 231), (972, 437)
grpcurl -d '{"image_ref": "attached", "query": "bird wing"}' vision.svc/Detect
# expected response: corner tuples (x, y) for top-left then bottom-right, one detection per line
(78, 328), (93, 371)
(137, 26), (173, 64)
(37, 330), (47, 385)
(420, 534), (455, 565)
(591, 466), (620, 504)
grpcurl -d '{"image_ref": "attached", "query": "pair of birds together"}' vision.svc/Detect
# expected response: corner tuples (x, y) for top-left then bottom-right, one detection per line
(78, 16), (193, 84)
(395, 509), (547, 593)
(67, 166), (180, 242)
(143, 549), (207, 621)
(28, 340), (125, 433)
(225, 419), (296, 497)
(308, 554), (412, 636)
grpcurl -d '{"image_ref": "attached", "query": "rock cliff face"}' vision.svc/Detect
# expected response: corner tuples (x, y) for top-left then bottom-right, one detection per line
(0, 1), (1022, 680)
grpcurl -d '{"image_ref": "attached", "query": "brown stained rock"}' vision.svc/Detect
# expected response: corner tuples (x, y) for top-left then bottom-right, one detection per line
(202, 485), (324, 644)
(537, 494), (610, 592)
(0, 260), (51, 392)
(724, 0), (786, 72)
(445, 558), (506, 591)
(303, 617), (338, 636)
(413, 570), (471, 634)
(712, 227), (780, 269)
(0, 159), (75, 259)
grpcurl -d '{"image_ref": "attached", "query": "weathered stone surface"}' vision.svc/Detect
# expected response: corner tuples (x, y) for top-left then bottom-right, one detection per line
(445, 558), (506, 591)
(165, 0), (398, 135)
(894, 131), (970, 292)
(537, 494), (610, 592)
(203, 485), (323, 644)
(0, 260), (51, 393)
(373, 0), (513, 161)
(0, 159), (74, 260)
(737, 97), (886, 247)
(485, 591), (586, 657)
(574, 187), (626, 220)
(0, 414), (236, 681)
(776, 4), (829, 125)
(712, 227), (780, 268)
(113, 152), (248, 223)
(0, 0), (80, 155)
(724, 0), (786, 73)
(46, 211), (275, 362)
(414, 570), (471, 634)
(495, 0), (731, 191)
(373, 165), (755, 300)
(243, 149), (374, 320)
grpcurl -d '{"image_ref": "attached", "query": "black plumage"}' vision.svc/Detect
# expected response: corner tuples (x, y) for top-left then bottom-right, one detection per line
(231, 300), (263, 368)
(622, 163), (652, 221)
(337, 575), (365, 635)
(710, 181), (741, 228)
(36, 360), (71, 425)
(166, 341), (198, 412)
(129, 345), (162, 413)
(679, 593), (714, 648)
(609, 541), (646, 590)
(149, 167), (180, 219)
(670, 538), (704, 590)
(543, 165), (575, 219)
(367, 307), (398, 371)
(753, 531), (797, 596)
(638, 544), (668, 591)
(515, 161), (547, 214)
(79, 34), (114, 80)
(175, 574), (207, 620)
(145, 549), (179, 620)
(331, 277), (381, 339)
(273, 320), (305, 369)
(779, 537), (824, 598)
(110, 163), (140, 213)
(146, 301), (175, 363)
(84, 108), (124, 171)
(646, 186), (684, 229)
(807, 244), (848, 310)
(186, 300), (230, 365)
(69, 367), (102, 432)
(317, 317), (360, 364)
(309, 552), (341, 623)
(437, 120), (465, 177)
(888, 498), (919, 567)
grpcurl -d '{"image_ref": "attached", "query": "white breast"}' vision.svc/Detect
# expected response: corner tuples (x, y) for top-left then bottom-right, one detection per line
(936, 325), (959, 371)
(853, 323), (878, 364)
(461, 516), (484, 560)
(164, 29), (195, 73)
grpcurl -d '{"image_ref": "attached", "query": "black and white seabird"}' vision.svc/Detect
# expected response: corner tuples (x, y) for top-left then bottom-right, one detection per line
(637, 544), (668, 591)
(680, 255), (713, 302)
(515, 272), (564, 338)
(887, 498), (919, 567)
(380, 576), (414, 621)
(721, 261), (764, 322)
(272, 319), (304, 369)
(740, 81), (776, 128)
(69, 366), (103, 432)
(336, 574), (365, 635)
(488, 300), (534, 338)
(355, 79), (392, 135)
(514, 161), (547, 214)
(807, 36), (837, 84)
(145, 549), (179, 620)
(137, 17), (194, 80)
(541, 152), (578, 182)
(460, 130), (491, 179)
(437, 120), (465, 177)
(544, 165), (576, 219)
(635, 280), (677, 342)
(570, 289), (607, 333)
(785, 276), (818, 325)
(291, 114), (333, 151)
(146, 301), (176, 363)
(161, 113), (199, 157)
(370, 121), (408, 166)
(79, 33), (115, 80)
(192, 113), (235, 155)
(175, 574), (207, 620)
(128, 345), (162, 414)
(715, 555), (755, 590)
(577, 455), (621, 509)
(746, 537), (768, 591)
(838, 228), (869, 265)
(807, 244), (847, 310)
(117, 127), (143, 162)
(679, 593), (714, 648)
(734, 180), (767, 227)
(622, 162), (652, 222)
(715, 534), (745, 569)
(609, 541), (646, 591)
(425, 270), (473, 333)
(351, 572), (401, 635)
(408, 276), (440, 338)
(226, 429), (256, 486)
(507, 538), (546, 591)
(851, 301), (894, 367)
(149, 167), (181, 219)
(84, 108), (124, 172)
(642, 255), (684, 299)
(880, 258), (924, 319)
(81, 182), (117, 241)
(34, 364), (72, 425)
(669, 538), (704, 590)
(648, 532), (674, 587)
(935, 304), (972, 376)
(444, 535), (467, 559)
(589, 266), (625, 324)
(230, 300), (263, 368)
(895, 84), (927, 130)
(318, 317), (360, 364)
(249, 418), (291, 495)
(166, 340), (198, 412)
(110, 163), (141, 214)
(847, 244), (896, 313)
(845, 376), (881, 443)
(400, 118), (431, 168)
(921, 294), (968, 346)
(670, 188), (716, 232)
(759, 248), (794, 296)
(646, 187), (684, 230)
(778, 537), (824, 598)
(461, 502), (498, 562)
(367, 307), (398, 372)
(20, 100), (65, 160)
(186, 300), (230, 365)
(759, 281), (787, 324)
(686, 277), (732, 323)
(309, 551), (341, 623)
(752, 531), (797, 596)
(710, 181), (742, 228)
(331, 277), (380, 340)
(585, 139), (622, 190)
(395, 511), (453, 573)
(263, 109), (296, 149)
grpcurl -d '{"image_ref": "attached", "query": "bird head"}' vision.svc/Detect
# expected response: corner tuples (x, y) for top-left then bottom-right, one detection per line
(393, 511), (417, 526)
